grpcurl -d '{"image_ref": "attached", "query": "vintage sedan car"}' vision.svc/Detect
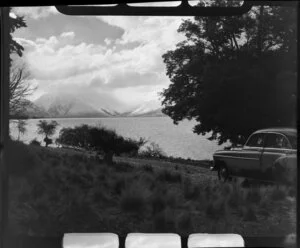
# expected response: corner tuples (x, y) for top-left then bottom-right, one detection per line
(211, 128), (297, 183)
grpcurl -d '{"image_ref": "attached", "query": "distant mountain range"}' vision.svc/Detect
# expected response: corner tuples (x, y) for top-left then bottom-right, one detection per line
(23, 93), (165, 118)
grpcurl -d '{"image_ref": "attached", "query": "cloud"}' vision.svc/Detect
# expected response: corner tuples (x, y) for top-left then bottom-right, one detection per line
(98, 16), (188, 49)
(60, 31), (75, 39)
(12, 6), (58, 19)
(14, 15), (189, 109)
(104, 38), (112, 45)
(15, 34), (107, 80)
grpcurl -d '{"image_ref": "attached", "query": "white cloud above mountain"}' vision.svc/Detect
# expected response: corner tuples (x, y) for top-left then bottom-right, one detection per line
(12, 7), (191, 111)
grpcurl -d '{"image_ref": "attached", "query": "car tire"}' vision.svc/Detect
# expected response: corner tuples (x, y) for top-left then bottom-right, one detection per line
(218, 165), (230, 182)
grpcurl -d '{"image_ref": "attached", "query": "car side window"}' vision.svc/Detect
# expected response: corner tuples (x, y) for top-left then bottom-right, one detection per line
(265, 133), (291, 149)
(245, 133), (264, 147)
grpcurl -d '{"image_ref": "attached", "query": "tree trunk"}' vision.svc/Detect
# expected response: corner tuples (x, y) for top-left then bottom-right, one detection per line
(44, 135), (51, 147)
(104, 151), (114, 165)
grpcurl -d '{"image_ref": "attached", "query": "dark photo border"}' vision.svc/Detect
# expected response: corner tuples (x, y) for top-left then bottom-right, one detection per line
(1, 1), (298, 247)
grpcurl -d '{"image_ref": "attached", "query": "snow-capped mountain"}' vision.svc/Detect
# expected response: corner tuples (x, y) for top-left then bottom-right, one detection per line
(34, 93), (110, 118)
(32, 93), (165, 118)
(127, 100), (165, 117)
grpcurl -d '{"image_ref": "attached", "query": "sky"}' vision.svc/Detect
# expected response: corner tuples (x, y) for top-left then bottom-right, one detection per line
(11, 4), (192, 112)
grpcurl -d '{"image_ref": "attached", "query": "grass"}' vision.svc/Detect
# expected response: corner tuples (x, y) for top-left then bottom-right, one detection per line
(143, 164), (154, 173)
(8, 140), (296, 237)
(270, 186), (288, 201)
(156, 169), (182, 183)
(120, 186), (147, 214)
(183, 178), (201, 200)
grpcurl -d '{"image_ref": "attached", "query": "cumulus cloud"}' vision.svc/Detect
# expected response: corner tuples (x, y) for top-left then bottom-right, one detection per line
(15, 34), (107, 80)
(98, 16), (189, 48)
(14, 15), (189, 109)
(12, 6), (58, 19)
(60, 31), (75, 39)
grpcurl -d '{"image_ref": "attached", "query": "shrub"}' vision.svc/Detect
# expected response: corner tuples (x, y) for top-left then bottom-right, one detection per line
(151, 193), (167, 215)
(205, 198), (227, 220)
(153, 208), (176, 232)
(183, 178), (201, 200)
(270, 187), (287, 201)
(7, 140), (39, 176)
(113, 175), (126, 195)
(139, 142), (166, 159)
(165, 190), (178, 208)
(58, 125), (145, 164)
(242, 205), (257, 221)
(288, 187), (296, 197)
(204, 185), (213, 201)
(36, 120), (58, 147)
(111, 162), (134, 173)
(120, 186), (148, 214)
(177, 212), (193, 233)
(156, 169), (182, 183)
(56, 125), (91, 149)
(50, 158), (60, 167)
(246, 188), (262, 204)
(143, 164), (154, 173)
(92, 187), (110, 202)
(30, 139), (41, 146)
(221, 183), (233, 195)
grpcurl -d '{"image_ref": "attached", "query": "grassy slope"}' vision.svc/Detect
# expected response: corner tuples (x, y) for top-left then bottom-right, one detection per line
(8, 141), (296, 237)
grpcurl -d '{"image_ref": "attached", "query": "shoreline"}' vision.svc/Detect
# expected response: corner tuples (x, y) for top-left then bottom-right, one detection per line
(49, 145), (213, 169)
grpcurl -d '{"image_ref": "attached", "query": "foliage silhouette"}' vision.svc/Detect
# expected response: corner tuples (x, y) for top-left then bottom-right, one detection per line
(37, 120), (58, 147)
(9, 9), (35, 117)
(16, 119), (27, 140)
(57, 124), (146, 164)
(161, 1), (297, 145)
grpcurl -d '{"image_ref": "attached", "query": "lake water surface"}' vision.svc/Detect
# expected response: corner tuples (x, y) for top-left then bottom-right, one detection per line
(10, 117), (227, 160)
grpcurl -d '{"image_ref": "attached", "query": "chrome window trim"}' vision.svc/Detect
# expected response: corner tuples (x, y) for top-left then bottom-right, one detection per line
(263, 147), (296, 152)
(245, 131), (296, 149)
(214, 154), (260, 161)
(243, 146), (263, 150)
(244, 133), (266, 148)
(263, 132), (293, 149)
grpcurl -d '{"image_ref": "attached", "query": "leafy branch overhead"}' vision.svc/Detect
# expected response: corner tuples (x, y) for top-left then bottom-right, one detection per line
(161, 1), (297, 145)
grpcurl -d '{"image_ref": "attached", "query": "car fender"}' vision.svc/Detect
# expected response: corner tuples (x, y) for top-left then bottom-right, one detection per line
(272, 154), (297, 184)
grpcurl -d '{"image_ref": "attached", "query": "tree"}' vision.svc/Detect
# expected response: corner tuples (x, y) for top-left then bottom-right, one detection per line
(37, 120), (59, 147)
(16, 119), (27, 140)
(9, 8), (35, 117)
(9, 8), (27, 62)
(88, 126), (146, 164)
(161, 1), (297, 145)
(56, 125), (91, 149)
(9, 63), (36, 116)
(57, 125), (146, 164)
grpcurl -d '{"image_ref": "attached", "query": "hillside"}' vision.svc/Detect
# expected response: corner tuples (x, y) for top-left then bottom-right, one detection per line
(34, 93), (110, 118)
(30, 93), (166, 118)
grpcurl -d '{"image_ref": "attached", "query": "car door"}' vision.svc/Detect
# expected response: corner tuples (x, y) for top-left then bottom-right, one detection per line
(233, 132), (265, 178)
(261, 132), (292, 173)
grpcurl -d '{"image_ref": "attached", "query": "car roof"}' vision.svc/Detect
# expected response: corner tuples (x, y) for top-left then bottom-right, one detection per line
(253, 127), (297, 136)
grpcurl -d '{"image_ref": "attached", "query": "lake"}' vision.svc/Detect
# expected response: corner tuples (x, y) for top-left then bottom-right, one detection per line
(10, 117), (227, 160)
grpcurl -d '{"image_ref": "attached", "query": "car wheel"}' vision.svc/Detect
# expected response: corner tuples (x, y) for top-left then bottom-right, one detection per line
(218, 165), (229, 182)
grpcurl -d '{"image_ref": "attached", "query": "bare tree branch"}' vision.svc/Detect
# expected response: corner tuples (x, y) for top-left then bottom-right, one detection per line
(9, 62), (37, 116)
